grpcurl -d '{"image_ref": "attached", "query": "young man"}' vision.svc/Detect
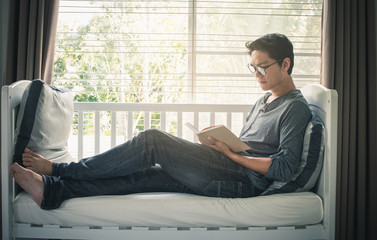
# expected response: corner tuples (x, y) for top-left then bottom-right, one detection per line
(10, 33), (311, 210)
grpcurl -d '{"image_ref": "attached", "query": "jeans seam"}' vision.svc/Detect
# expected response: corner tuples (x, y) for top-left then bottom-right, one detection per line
(238, 181), (243, 197)
(203, 180), (244, 198)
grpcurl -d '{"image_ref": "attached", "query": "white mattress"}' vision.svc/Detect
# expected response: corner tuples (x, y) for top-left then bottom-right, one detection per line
(13, 191), (323, 227)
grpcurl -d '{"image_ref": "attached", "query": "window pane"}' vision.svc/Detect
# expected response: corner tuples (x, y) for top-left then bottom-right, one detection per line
(54, 0), (323, 104)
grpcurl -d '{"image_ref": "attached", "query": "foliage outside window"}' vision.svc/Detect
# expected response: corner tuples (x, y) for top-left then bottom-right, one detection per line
(53, 0), (323, 157)
(54, 0), (323, 104)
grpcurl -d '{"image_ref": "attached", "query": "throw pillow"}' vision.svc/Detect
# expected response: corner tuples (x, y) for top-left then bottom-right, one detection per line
(261, 105), (325, 195)
(13, 79), (74, 166)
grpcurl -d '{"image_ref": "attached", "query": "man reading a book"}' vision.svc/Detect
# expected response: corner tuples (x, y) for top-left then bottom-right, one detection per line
(11, 33), (311, 210)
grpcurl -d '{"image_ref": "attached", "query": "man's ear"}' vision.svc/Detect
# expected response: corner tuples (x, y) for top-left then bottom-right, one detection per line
(281, 57), (290, 72)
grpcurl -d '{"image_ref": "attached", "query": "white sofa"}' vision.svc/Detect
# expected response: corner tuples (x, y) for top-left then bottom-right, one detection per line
(2, 81), (338, 240)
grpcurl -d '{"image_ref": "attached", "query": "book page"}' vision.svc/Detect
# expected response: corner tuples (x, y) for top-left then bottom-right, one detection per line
(185, 122), (199, 134)
(186, 123), (250, 152)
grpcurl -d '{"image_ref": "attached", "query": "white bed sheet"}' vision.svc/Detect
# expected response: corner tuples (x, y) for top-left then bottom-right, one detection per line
(13, 191), (323, 228)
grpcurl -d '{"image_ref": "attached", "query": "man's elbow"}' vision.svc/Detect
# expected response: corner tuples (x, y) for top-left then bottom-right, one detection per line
(268, 162), (298, 182)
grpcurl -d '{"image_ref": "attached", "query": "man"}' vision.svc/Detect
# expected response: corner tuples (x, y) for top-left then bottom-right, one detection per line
(10, 33), (311, 210)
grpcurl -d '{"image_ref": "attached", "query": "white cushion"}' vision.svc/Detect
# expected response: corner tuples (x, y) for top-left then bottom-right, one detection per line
(13, 79), (74, 164)
(14, 191), (323, 227)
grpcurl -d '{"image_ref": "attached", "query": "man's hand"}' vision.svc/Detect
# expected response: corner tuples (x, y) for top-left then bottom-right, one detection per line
(198, 136), (232, 155)
(199, 136), (271, 175)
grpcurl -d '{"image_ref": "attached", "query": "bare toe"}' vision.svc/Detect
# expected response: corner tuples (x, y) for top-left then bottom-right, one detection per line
(22, 148), (53, 175)
(10, 163), (44, 206)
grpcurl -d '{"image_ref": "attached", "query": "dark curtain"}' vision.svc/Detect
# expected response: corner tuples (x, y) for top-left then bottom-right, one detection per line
(5, 0), (60, 85)
(0, 0), (59, 237)
(321, 1), (377, 240)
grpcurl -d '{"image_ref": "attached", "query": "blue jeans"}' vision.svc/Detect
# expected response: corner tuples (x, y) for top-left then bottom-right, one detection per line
(41, 129), (261, 209)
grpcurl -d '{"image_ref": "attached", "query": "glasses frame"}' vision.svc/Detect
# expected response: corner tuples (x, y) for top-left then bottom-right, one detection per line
(247, 59), (282, 76)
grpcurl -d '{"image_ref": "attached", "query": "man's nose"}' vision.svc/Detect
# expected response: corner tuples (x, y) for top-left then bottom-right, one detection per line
(255, 71), (264, 78)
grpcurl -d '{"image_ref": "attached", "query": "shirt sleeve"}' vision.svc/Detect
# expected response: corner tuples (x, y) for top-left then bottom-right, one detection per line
(264, 100), (311, 182)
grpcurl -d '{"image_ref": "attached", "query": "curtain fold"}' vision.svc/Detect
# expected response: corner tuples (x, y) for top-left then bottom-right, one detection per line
(321, 1), (377, 240)
(5, 0), (59, 85)
(1, 0), (59, 234)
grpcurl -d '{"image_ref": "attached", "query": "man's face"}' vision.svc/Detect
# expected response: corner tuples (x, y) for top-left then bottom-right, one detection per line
(250, 50), (286, 92)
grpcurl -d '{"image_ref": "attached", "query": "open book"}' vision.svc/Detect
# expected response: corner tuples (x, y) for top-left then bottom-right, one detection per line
(185, 122), (251, 152)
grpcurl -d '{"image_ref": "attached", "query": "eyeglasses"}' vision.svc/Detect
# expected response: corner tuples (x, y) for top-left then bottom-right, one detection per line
(247, 60), (281, 76)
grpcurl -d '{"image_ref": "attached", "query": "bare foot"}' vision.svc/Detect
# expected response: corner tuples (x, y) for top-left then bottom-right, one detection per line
(10, 163), (44, 206)
(22, 148), (52, 175)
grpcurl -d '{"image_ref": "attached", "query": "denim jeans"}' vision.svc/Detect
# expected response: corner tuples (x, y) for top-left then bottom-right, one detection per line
(41, 129), (262, 209)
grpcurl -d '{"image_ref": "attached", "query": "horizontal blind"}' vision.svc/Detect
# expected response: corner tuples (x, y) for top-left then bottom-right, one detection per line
(53, 0), (323, 104)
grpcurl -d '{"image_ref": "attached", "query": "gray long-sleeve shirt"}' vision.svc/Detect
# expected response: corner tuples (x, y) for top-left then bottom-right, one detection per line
(239, 89), (311, 191)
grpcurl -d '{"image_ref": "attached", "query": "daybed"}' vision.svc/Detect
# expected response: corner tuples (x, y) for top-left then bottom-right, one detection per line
(2, 81), (338, 240)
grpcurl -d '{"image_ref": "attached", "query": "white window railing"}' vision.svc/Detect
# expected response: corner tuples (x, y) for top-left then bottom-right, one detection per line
(69, 103), (252, 159)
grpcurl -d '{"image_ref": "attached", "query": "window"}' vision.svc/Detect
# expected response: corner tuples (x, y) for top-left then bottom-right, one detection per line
(53, 0), (323, 104)
(54, 0), (323, 158)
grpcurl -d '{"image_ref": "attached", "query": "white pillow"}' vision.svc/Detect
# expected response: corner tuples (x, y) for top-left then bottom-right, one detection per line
(13, 79), (74, 164)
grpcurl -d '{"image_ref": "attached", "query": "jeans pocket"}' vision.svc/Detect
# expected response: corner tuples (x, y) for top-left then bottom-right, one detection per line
(203, 181), (242, 198)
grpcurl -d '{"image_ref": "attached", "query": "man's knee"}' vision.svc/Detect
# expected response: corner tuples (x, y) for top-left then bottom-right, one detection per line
(142, 128), (164, 138)
(139, 129), (169, 144)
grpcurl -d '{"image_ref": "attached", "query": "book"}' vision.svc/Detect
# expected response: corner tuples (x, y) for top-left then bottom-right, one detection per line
(185, 122), (251, 152)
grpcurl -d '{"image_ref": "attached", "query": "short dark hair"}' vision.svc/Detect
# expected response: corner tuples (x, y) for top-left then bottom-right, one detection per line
(245, 33), (294, 75)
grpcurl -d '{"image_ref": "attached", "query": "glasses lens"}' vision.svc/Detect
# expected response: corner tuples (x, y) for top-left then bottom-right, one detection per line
(247, 64), (255, 74)
(248, 64), (267, 76)
(256, 67), (266, 76)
